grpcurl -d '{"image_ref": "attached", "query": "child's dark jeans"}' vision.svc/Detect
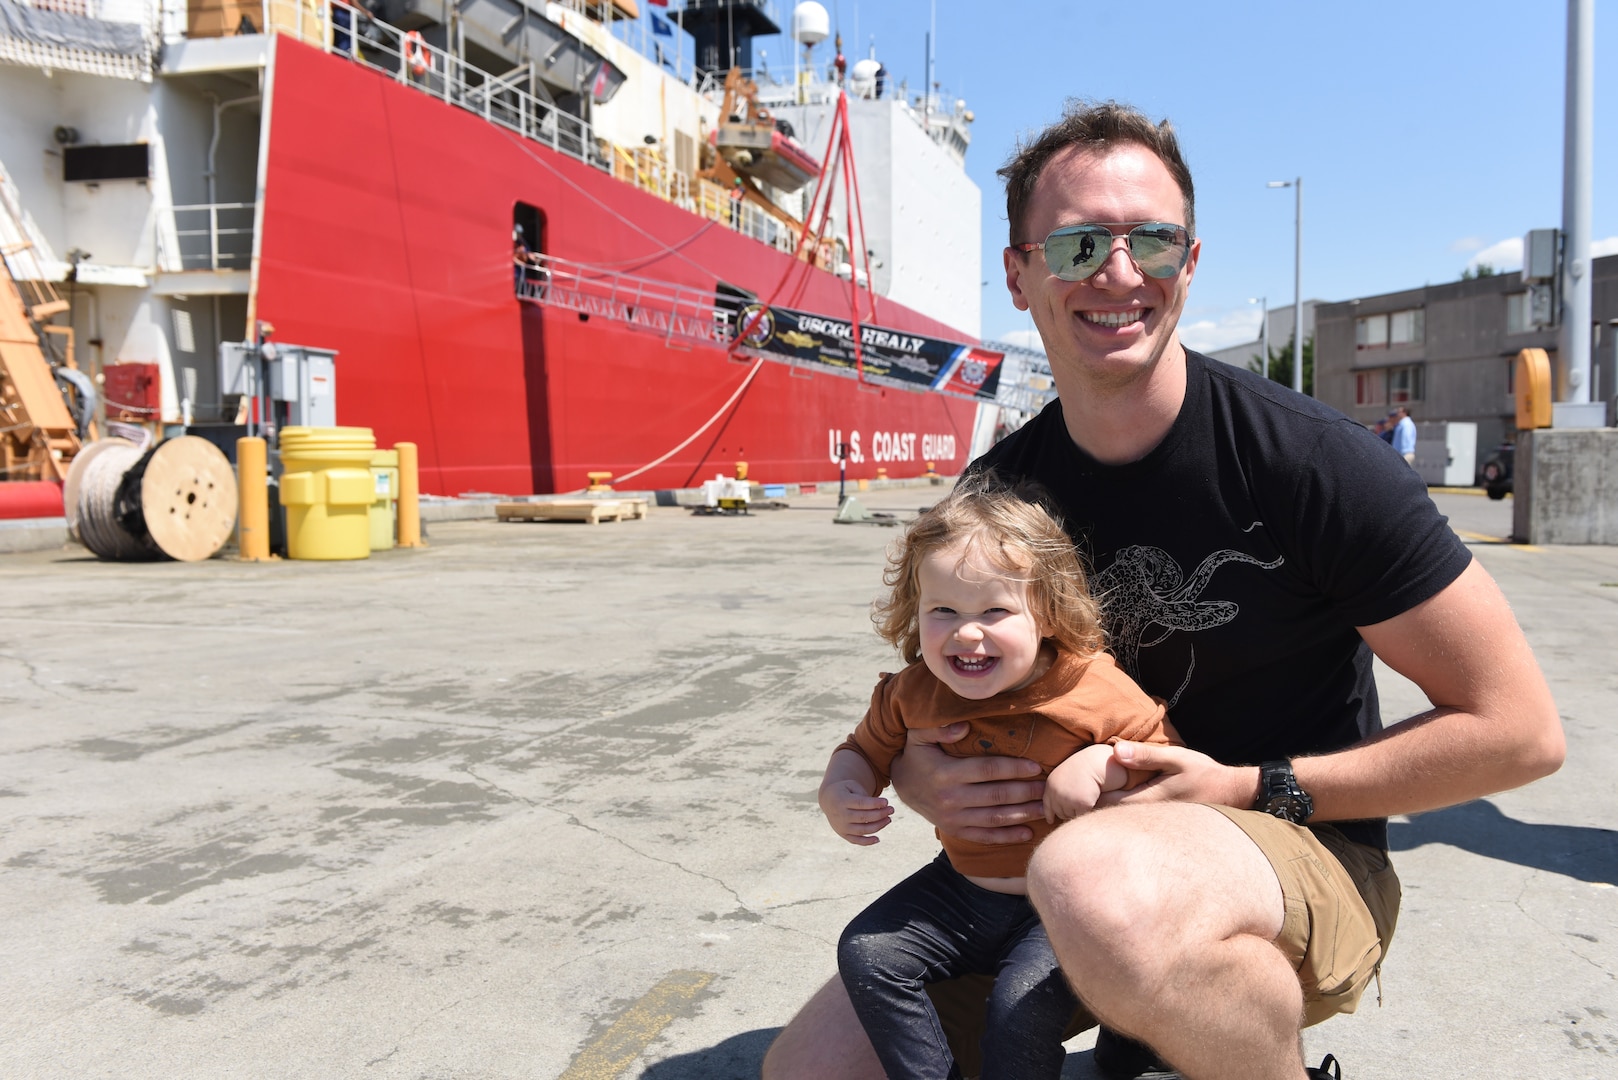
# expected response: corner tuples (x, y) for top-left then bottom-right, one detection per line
(837, 850), (1078, 1080)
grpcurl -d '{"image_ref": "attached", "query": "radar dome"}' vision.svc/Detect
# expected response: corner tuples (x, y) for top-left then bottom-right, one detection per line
(793, 2), (829, 46)
(849, 57), (881, 97)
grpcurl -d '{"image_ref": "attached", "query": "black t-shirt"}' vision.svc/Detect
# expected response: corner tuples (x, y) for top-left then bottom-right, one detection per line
(974, 351), (1473, 848)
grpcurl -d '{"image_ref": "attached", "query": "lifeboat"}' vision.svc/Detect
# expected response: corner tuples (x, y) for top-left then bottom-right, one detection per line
(711, 120), (820, 192)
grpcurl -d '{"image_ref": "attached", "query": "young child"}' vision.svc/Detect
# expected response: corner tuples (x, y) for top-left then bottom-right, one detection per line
(819, 477), (1174, 1080)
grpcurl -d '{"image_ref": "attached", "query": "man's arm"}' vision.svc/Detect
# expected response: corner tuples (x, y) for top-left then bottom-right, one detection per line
(888, 722), (1048, 845)
(1101, 559), (1565, 816)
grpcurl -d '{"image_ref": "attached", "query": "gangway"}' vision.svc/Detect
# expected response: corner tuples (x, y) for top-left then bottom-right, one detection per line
(517, 253), (736, 350)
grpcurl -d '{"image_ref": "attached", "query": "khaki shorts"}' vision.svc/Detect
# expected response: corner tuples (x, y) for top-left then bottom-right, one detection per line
(926, 808), (1400, 1071)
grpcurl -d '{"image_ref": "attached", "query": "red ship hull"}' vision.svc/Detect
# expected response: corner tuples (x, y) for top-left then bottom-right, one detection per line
(254, 39), (981, 496)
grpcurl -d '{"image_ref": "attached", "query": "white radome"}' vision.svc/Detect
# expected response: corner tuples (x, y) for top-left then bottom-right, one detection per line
(792, 2), (829, 46)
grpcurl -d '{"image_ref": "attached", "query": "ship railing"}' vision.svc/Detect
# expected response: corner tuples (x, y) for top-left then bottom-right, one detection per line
(256, 0), (814, 262)
(153, 202), (256, 272)
(547, 0), (636, 24)
(981, 338), (1059, 416)
(0, 0), (160, 81)
(696, 65), (845, 107)
(260, 0), (601, 165)
(610, 144), (693, 208)
(517, 252), (737, 350)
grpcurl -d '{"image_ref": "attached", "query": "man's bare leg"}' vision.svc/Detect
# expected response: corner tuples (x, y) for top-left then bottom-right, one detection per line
(1028, 803), (1311, 1080)
(760, 976), (885, 1080)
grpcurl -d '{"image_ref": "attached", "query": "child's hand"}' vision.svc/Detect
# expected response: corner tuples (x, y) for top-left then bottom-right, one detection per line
(819, 780), (893, 845)
(1044, 744), (1125, 823)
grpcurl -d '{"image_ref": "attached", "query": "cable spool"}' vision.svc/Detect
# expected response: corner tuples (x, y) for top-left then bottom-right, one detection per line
(65, 436), (239, 561)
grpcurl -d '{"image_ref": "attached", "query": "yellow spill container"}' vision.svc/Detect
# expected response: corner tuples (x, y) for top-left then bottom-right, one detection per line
(278, 426), (377, 560)
(369, 449), (400, 551)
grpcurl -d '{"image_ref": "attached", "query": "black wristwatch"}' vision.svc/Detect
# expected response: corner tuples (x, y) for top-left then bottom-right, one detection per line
(1255, 760), (1314, 824)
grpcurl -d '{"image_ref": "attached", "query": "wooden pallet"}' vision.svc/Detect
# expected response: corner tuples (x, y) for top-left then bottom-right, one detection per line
(496, 498), (647, 524)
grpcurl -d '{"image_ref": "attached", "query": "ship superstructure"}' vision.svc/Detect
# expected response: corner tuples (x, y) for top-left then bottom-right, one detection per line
(1, 0), (1016, 495)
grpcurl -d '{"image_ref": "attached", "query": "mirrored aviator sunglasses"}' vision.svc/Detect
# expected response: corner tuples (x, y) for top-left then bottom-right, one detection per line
(1017, 222), (1192, 282)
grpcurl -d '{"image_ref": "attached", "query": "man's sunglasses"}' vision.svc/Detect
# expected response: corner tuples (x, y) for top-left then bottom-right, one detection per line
(1012, 222), (1193, 282)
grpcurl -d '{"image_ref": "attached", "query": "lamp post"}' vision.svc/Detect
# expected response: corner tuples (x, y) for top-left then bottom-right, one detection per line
(1249, 296), (1268, 380)
(1267, 177), (1303, 395)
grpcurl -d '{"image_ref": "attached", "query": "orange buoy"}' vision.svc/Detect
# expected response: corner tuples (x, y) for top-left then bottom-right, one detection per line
(404, 31), (429, 79)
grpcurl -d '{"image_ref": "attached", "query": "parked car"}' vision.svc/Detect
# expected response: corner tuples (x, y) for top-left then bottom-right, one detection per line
(1481, 442), (1514, 500)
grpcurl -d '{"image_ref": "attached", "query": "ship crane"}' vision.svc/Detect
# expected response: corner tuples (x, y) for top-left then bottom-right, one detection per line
(0, 246), (85, 483)
(699, 67), (819, 235)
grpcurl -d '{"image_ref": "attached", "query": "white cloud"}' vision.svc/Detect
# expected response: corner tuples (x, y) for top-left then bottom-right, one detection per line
(1464, 234), (1618, 274)
(1450, 236), (1488, 254)
(1178, 305), (1266, 353)
(1466, 237), (1522, 273)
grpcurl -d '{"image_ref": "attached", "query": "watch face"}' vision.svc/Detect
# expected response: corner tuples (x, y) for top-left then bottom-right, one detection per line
(1266, 796), (1307, 823)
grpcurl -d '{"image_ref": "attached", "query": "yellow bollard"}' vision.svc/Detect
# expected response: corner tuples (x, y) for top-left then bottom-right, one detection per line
(734, 460), (748, 481)
(237, 436), (271, 561)
(396, 441), (424, 547)
(586, 471), (613, 492)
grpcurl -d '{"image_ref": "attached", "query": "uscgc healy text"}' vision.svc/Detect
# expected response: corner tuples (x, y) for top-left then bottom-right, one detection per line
(797, 317), (927, 355)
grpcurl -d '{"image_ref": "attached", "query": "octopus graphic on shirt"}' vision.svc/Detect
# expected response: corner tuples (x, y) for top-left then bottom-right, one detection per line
(1094, 537), (1284, 709)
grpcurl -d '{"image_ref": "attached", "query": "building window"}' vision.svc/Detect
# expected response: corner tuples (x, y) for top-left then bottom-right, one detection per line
(1389, 308), (1423, 345)
(1387, 364), (1423, 403)
(1355, 370), (1387, 407)
(1356, 307), (1423, 349)
(1356, 315), (1387, 348)
(1505, 292), (1530, 334)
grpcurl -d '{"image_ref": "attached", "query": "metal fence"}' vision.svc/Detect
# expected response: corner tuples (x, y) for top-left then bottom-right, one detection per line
(157, 202), (255, 271)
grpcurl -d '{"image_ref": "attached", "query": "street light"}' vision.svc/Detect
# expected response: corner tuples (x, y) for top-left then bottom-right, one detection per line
(1267, 177), (1303, 395)
(1249, 296), (1268, 380)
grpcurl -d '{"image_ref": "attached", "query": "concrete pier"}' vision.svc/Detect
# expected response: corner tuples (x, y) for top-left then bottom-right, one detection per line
(1514, 428), (1618, 545)
(1, 490), (1614, 1079)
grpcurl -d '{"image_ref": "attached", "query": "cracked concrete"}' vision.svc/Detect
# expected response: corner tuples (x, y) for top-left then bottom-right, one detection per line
(0, 491), (1613, 1078)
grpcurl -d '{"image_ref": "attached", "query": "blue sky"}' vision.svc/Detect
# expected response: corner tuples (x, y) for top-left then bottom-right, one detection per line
(643, 1), (1614, 352)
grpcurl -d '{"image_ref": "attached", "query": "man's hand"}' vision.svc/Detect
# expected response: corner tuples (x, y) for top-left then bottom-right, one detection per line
(818, 780), (893, 846)
(889, 723), (1047, 845)
(1095, 741), (1259, 810)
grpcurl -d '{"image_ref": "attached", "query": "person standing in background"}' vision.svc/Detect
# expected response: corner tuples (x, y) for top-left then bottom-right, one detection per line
(1390, 407), (1416, 464)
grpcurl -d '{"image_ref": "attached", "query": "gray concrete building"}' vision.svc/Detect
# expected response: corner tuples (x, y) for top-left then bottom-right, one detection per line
(1205, 300), (1319, 371)
(1313, 254), (1618, 481)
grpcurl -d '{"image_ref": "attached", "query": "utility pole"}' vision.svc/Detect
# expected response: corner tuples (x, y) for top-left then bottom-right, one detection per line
(1267, 178), (1304, 395)
(1251, 296), (1268, 380)
(1559, 0), (1594, 409)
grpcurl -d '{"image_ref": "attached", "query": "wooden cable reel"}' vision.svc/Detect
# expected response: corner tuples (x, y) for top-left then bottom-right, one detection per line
(64, 436), (239, 561)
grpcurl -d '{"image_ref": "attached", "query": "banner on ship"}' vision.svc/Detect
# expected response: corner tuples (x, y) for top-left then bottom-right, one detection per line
(727, 302), (1004, 402)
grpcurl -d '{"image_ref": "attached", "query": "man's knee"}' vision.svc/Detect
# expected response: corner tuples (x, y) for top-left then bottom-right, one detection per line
(1028, 812), (1169, 955)
(760, 977), (884, 1080)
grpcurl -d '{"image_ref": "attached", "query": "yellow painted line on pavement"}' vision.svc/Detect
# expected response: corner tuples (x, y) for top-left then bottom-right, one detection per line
(1454, 528), (1541, 551)
(558, 969), (715, 1080)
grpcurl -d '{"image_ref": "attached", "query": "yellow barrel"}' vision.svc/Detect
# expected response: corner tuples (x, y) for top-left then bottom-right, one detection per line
(369, 449), (400, 551)
(278, 426), (377, 560)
